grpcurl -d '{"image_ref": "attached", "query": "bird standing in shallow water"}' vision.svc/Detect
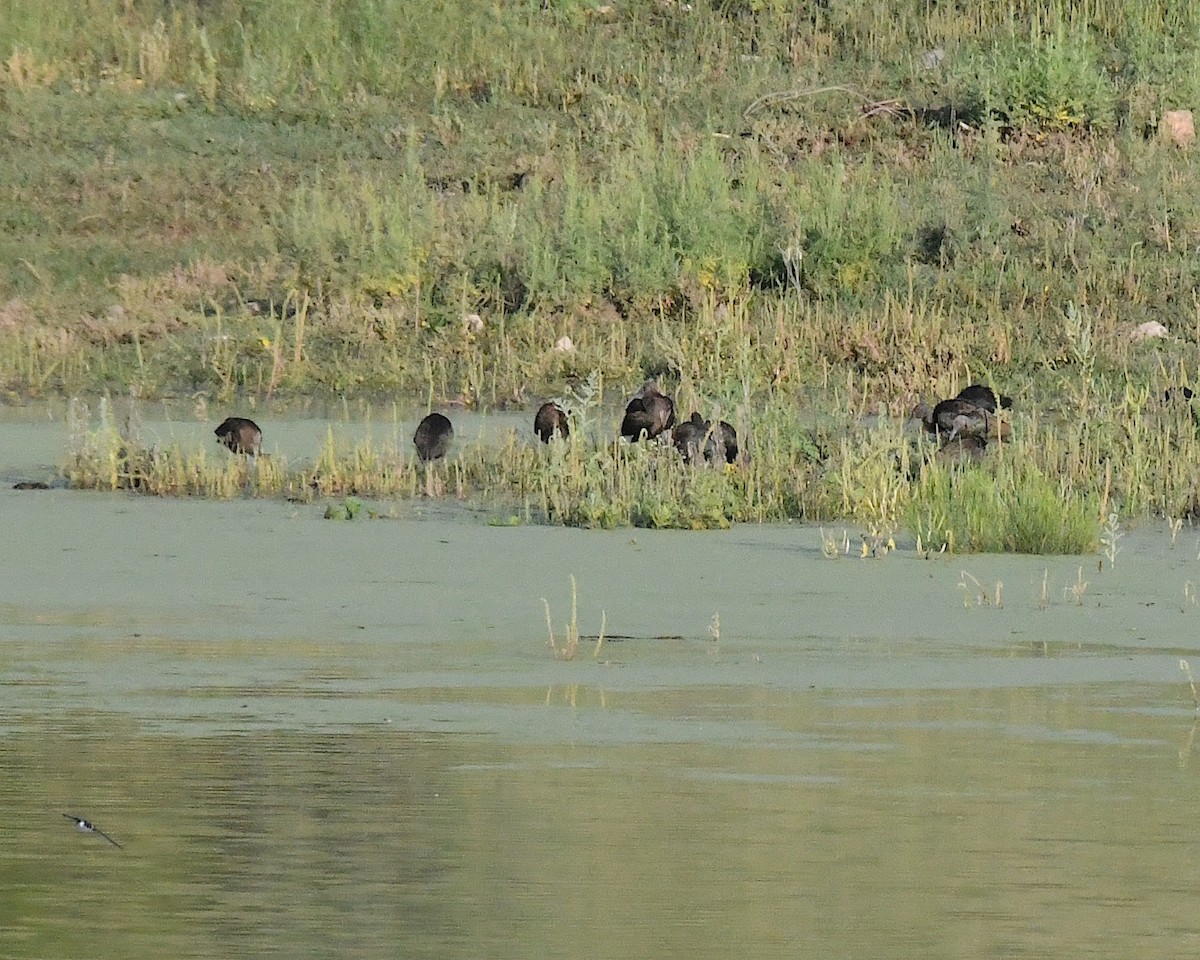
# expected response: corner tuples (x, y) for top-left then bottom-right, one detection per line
(534, 401), (569, 442)
(704, 420), (739, 465)
(62, 813), (122, 848)
(671, 412), (709, 463)
(954, 384), (1012, 413)
(935, 434), (988, 464)
(620, 381), (675, 441)
(413, 413), (454, 462)
(913, 383), (1012, 461)
(214, 417), (262, 456)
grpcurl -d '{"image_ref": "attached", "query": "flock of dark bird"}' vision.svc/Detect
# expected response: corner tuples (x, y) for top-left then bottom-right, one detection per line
(607, 379), (740, 465)
(912, 384), (1013, 462)
(212, 379), (742, 466)
(212, 380), (1013, 468)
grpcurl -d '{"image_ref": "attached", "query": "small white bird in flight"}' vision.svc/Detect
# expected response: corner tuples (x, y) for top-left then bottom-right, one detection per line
(62, 813), (122, 848)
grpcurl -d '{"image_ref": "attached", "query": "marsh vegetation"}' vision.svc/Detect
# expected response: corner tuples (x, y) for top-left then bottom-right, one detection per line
(8, 1), (1200, 549)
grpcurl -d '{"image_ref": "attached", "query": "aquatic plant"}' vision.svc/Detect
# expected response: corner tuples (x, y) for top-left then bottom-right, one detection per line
(905, 453), (1099, 555)
(323, 496), (363, 521)
(958, 571), (1003, 608)
(54, 388), (1115, 553)
(820, 528), (852, 560)
(1099, 512), (1123, 569)
(1075, 566), (1094, 604)
(542, 575), (605, 661)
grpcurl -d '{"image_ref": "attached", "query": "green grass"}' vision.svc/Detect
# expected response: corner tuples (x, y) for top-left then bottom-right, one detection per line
(906, 455), (1100, 555)
(9, 0), (1200, 549)
(60, 380), (1197, 554)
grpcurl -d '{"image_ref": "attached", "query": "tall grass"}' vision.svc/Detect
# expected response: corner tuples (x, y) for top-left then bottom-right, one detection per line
(61, 374), (1200, 553)
(9, 0), (1200, 546)
(906, 456), (1099, 555)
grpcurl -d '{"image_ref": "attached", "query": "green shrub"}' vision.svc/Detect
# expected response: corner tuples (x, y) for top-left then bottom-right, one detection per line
(959, 8), (1117, 132)
(906, 455), (1099, 554)
(274, 168), (435, 300)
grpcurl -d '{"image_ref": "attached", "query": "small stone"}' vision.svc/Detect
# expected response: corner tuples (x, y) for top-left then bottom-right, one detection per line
(1129, 320), (1168, 343)
(553, 335), (575, 353)
(919, 47), (946, 70)
(1162, 110), (1195, 147)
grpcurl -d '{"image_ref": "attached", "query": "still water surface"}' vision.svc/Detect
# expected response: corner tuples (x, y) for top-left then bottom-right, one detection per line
(3, 413), (1200, 958)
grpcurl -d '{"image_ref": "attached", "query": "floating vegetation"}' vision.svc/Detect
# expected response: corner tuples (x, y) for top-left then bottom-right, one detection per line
(324, 496), (363, 521)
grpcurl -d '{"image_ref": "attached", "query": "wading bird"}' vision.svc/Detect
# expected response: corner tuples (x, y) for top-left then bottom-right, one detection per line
(913, 395), (1011, 443)
(954, 384), (1012, 413)
(671, 412), (708, 464)
(704, 419), (739, 465)
(913, 384), (1011, 461)
(534, 401), (569, 442)
(620, 381), (675, 441)
(214, 417), (262, 456)
(413, 413), (454, 462)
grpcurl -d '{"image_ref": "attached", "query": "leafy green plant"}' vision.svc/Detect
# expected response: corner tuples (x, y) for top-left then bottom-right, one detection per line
(906, 456), (1099, 555)
(324, 496), (363, 520)
(959, 8), (1117, 132)
(275, 169), (434, 302)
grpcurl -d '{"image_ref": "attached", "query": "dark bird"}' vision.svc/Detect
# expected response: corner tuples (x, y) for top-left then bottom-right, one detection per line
(672, 412), (709, 463)
(954, 384), (1012, 413)
(534, 401), (569, 442)
(913, 398), (1010, 442)
(620, 380), (675, 441)
(704, 420), (739, 465)
(913, 397), (981, 435)
(214, 417), (262, 456)
(947, 407), (1011, 443)
(62, 813), (122, 848)
(413, 413), (454, 462)
(935, 434), (988, 465)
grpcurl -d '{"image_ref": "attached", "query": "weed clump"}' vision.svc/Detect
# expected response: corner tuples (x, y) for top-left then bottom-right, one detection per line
(906, 456), (1099, 555)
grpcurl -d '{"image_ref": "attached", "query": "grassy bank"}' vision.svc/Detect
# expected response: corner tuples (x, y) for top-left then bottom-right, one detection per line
(6, 0), (1200, 546)
(67, 383), (1200, 554)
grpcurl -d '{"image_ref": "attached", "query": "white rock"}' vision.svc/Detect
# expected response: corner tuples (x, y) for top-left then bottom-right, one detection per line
(1162, 110), (1195, 147)
(1129, 320), (1168, 342)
